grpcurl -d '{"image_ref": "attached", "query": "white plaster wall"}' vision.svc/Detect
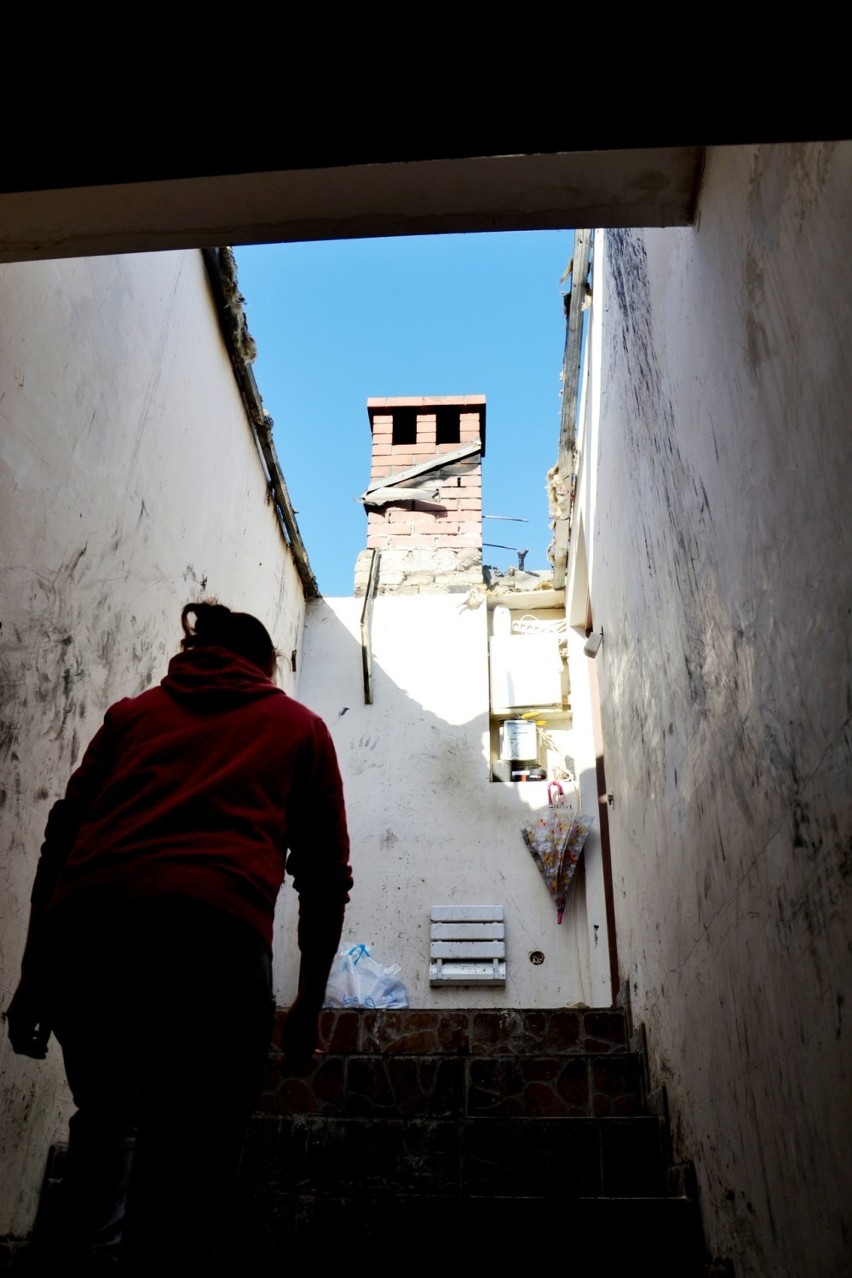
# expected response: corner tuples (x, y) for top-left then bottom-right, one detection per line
(284, 593), (592, 1009)
(0, 250), (306, 1235)
(573, 143), (852, 1277)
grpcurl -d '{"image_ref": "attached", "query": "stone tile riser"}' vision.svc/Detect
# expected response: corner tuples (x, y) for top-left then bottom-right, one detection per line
(274, 1007), (629, 1058)
(259, 1052), (644, 1120)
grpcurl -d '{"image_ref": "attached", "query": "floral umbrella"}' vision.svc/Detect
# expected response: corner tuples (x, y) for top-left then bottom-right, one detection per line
(521, 782), (595, 923)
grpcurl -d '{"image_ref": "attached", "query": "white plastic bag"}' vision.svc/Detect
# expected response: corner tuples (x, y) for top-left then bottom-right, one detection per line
(323, 943), (410, 1009)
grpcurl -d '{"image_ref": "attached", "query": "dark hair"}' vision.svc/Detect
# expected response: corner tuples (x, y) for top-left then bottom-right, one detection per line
(180, 600), (277, 677)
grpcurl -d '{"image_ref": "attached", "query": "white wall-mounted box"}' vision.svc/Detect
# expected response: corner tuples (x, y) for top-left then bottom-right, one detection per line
(489, 634), (563, 711)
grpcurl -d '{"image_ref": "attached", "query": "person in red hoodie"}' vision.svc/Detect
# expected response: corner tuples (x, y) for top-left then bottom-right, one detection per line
(5, 600), (353, 1274)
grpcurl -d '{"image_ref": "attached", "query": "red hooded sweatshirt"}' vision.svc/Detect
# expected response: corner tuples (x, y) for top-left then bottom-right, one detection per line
(35, 646), (352, 950)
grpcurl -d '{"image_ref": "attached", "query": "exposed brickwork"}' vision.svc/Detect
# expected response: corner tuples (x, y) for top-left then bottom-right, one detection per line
(359, 396), (486, 593)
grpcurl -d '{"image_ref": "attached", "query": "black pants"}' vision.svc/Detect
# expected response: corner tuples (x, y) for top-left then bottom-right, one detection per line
(45, 897), (275, 1270)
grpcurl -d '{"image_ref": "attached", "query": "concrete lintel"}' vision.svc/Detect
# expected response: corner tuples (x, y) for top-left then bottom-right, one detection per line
(0, 149), (704, 265)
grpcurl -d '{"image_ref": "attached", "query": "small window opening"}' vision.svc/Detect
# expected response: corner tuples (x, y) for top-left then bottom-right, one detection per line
(392, 408), (418, 445)
(435, 406), (461, 445)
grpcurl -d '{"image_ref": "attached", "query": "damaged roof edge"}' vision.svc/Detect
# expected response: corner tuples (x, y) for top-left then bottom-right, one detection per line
(202, 246), (319, 599)
(550, 229), (593, 589)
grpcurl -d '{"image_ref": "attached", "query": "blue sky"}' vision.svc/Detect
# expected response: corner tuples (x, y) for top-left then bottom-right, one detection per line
(234, 230), (574, 597)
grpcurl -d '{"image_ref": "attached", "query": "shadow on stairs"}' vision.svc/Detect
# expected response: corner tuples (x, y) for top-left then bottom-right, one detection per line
(1, 1002), (734, 1276)
(235, 1002), (733, 1276)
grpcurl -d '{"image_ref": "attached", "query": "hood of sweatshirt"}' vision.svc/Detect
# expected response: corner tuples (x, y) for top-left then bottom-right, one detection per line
(160, 646), (284, 710)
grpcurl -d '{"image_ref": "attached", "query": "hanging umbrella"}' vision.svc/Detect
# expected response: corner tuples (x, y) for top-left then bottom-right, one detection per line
(521, 782), (595, 922)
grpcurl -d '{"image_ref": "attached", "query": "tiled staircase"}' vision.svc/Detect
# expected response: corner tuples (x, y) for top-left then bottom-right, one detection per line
(2, 1000), (732, 1275)
(232, 1001), (731, 1276)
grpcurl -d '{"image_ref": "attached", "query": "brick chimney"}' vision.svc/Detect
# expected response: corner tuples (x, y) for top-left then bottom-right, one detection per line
(354, 395), (486, 595)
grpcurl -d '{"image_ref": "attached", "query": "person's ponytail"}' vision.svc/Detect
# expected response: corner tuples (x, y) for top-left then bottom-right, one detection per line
(180, 600), (277, 677)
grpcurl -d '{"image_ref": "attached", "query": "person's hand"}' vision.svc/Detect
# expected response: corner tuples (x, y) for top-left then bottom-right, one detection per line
(4, 980), (51, 1059)
(280, 994), (322, 1070)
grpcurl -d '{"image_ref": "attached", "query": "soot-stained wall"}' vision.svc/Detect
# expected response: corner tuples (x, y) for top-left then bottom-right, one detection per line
(579, 143), (851, 1277)
(0, 249), (305, 1235)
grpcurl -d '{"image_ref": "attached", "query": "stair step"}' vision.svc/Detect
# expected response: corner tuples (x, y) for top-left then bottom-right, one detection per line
(8, 1005), (722, 1276)
(242, 1114), (668, 1198)
(294, 1006), (630, 1057)
(261, 1049), (644, 1119)
(265, 1006), (640, 1123)
(231, 1190), (708, 1277)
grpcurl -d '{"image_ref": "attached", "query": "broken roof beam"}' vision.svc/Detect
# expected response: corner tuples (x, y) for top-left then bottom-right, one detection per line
(363, 440), (481, 498)
(362, 486), (442, 506)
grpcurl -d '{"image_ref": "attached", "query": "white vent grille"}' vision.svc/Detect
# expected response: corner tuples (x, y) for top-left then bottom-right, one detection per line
(429, 906), (506, 985)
